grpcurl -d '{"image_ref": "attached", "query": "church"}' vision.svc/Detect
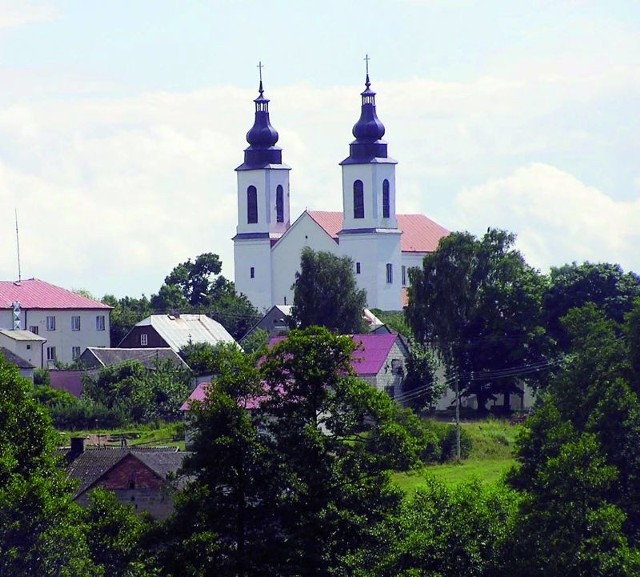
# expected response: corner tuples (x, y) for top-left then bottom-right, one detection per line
(233, 68), (449, 312)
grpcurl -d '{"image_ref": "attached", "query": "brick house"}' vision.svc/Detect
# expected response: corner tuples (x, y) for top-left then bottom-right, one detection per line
(66, 440), (188, 519)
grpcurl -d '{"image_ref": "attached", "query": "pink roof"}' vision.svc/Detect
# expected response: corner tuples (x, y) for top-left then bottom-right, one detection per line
(0, 278), (111, 310)
(180, 382), (209, 411)
(306, 211), (448, 253)
(268, 333), (401, 377)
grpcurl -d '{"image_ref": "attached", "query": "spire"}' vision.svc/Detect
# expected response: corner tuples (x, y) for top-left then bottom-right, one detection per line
(341, 55), (389, 165)
(239, 62), (283, 170)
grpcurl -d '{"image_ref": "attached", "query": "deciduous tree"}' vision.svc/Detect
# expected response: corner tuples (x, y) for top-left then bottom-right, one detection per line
(291, 247), (367, 334)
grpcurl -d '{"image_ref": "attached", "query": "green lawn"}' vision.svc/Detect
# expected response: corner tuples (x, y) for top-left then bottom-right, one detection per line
(58, 422), (185, 450)
(394, 418), (521, 492)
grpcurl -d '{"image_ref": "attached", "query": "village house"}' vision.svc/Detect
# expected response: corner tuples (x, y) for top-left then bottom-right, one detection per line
(118, 313), (235, 352)
(65, 438), (188, 519)
(0, 278), (111, 366)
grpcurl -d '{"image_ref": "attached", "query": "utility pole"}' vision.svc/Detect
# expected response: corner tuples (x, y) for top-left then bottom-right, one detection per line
(455, 371), (461, 461)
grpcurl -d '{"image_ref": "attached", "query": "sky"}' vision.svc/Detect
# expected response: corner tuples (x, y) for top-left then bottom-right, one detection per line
(0, 0), (638, 299)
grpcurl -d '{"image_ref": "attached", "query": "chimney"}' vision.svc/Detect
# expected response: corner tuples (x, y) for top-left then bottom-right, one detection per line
(68, 437), (86, 461)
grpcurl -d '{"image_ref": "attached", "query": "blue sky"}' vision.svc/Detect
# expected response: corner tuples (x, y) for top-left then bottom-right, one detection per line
(0, 0), (638, 299)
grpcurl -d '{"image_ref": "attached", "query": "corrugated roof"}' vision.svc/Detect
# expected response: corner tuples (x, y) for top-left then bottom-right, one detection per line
(306, 211), (448, 253)
(135, 314), (236, 351)
(181, 382), (209, 411)
(0, 278), (111, 310)
(82, 347), (189, 370)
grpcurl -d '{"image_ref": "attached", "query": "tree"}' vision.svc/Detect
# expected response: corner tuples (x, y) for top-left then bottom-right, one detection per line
(291, 247), (367, 333)
(544, 262), (640, 350)
(102, 294), (152, 346)
(505, 301), (640, 574)
(406, 228), (549, 412)
(0, 356), (97, 576)
(82, 359), (192, 424)
(160, 327), (426, 576)
(152, 252), (231, 309)
(150, 252), (260, 340)
(399, 338), (442, 413)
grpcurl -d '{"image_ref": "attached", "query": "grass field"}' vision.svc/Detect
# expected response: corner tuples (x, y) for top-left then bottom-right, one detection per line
(393, 418), (521, 492)
(58, 422), (185, 450)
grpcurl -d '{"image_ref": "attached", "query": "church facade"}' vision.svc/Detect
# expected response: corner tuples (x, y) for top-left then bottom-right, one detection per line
(233, 72), (448, 313)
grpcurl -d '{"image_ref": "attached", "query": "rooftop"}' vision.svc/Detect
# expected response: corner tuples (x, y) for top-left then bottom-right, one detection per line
(0, 278), (111, 310)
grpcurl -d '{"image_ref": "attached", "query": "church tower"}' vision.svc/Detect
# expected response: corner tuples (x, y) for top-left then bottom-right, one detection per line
(338, 62), (402, 310)
(233, 68), (291, 312)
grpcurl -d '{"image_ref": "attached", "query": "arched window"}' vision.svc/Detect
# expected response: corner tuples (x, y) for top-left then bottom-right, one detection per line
(382, 179), (390, 218)
(353, 180), (364, 219)
(276, 185), (284, 223)
(247, 186), (258, 224)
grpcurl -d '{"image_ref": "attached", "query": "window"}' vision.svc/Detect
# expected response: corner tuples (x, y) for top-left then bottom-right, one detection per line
(402, 265), (407, 286)
(382, 179), (390, 218)
(72, 346), (81, 360)
(46, 316), (56, 331)
(386, 263), (393, 284)
(46, 346), (56, 362)
(71, 316), (81, 331)
(29, 325), (38, 335)
(250, 266), (255, 279)
(26, 344), (31, 350)
(247, 185), (258, 224)
(276, 185), (284, 223)
(353, 180), (364, 219)
(140, 333), (148, 346)
(356, 262), (361, 274)
(96, 315), (105, 331)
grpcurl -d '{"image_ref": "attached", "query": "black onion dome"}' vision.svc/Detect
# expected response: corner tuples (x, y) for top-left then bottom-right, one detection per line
(246, 81), (279, 147)
(352, 74), (385, 142)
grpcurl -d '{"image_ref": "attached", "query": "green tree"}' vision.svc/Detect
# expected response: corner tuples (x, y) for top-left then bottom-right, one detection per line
(291, 247), (367, 333)
(161, 327), (425, 576)
(83, 489), (156, 577)
(102, 294), (152, 346)
(544, 262), (640, 350)
(400, 338), (442, 413)
(0, 356), (97, 576)
(82, 359), (192, 424)
(406, 228), (549, 413)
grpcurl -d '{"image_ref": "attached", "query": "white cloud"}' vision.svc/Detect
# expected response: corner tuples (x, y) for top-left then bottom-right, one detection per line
(0, 1), (56, 29)
(455, 163), (640, 273)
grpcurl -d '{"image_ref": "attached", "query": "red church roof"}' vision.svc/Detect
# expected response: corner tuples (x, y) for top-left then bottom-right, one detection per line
(306, 211), (448, 253)
(0, 278), (111, 310)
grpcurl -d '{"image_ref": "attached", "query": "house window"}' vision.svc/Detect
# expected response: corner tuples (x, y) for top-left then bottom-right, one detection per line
(247, 185), (258, 224)
(356, 262), (361, 274)
(29, 325), (38, 335)
(71, 316), (81, 331)
(402, 265), (407, 286)
(46, 316), (56, 331)
(46, 346), (56, 362)
(26, 344), (31, 350)
(250, 266), (255, 279)
(353, 180), (364, 219)
(276, 184), (284, 223)
(386, 263), (393, 284)
(140, 333), (148, 346)
(382, 179), (390, 218)
(72, 346), (81, 360)
(96, 315), (106, 331)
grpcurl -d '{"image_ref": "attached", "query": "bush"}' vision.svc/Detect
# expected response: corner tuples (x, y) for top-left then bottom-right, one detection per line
(422, 419), (473, 462)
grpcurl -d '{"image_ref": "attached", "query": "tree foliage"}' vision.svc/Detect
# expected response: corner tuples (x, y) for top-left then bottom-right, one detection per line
(406, 228), (549, 412)
(291, 247), (367, 334)
(505, 299), (640, 575)
(159, 327), (431, 576)
(544, 261), (640, 350)
(82, 359), (192, 424)
(0, 356), (98, 576)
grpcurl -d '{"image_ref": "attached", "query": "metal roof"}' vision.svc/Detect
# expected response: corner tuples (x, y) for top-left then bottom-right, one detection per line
(135, 314), (236, 351)
(0, 278), (111, 310)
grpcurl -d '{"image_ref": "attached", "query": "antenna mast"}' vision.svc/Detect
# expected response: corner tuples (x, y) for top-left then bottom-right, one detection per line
(15, 208), (22, 282)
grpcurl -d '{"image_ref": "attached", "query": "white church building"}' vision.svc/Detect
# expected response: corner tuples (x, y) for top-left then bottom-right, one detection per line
(233, 71), (449, 312)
